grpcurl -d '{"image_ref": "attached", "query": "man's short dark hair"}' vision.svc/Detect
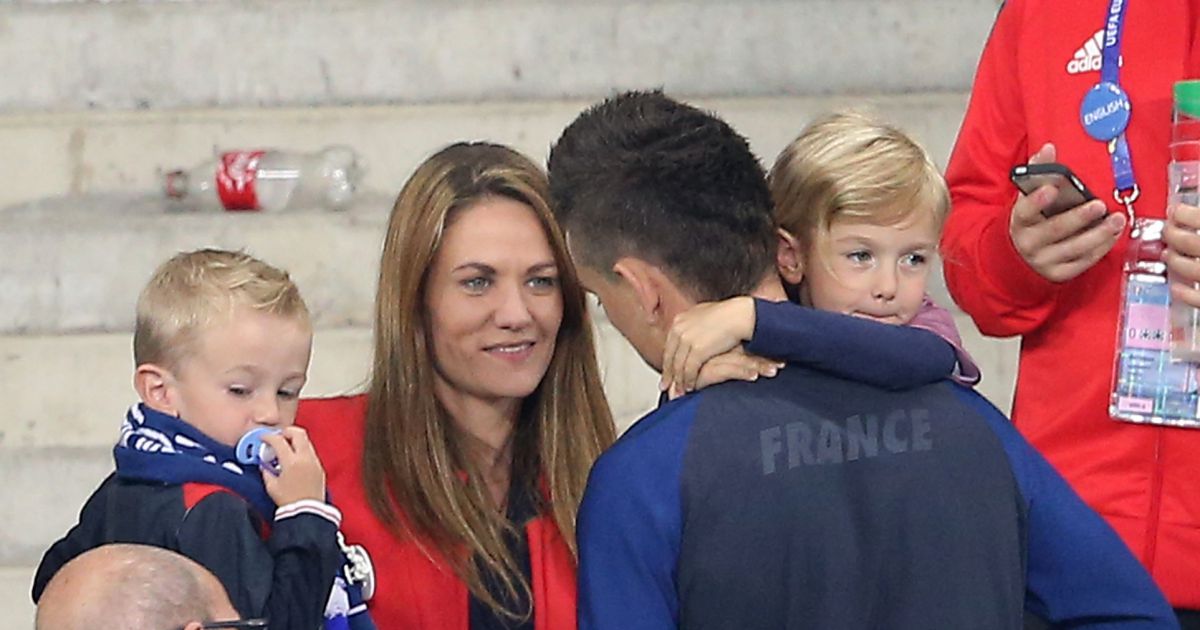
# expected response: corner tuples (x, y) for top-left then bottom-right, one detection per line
(547, 90), (776, 302)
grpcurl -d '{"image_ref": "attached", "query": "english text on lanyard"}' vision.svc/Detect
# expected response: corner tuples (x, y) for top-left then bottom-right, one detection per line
(1079, 0), (1140, 228)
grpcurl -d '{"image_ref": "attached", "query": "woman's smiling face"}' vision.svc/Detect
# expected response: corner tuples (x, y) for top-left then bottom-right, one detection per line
(423, 195), (564, 407)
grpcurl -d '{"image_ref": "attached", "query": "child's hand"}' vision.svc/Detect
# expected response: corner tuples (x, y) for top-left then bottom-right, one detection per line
(667, 347), (783, 400)
(661, 296), (758, 394)
(261, 427), (326, 507)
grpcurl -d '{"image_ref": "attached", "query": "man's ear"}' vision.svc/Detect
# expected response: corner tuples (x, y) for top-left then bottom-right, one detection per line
(180, 622), (204, 630)
(612, 257), (664, 325)
(134, 363), (178, 415)
(776, 227), (805, 285)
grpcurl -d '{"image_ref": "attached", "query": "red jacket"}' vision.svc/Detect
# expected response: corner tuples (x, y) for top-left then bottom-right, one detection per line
(297, 395), (578, 629)
(942, 0), (1200, 607)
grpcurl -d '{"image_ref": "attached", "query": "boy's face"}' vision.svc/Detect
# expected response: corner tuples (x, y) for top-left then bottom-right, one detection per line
(801, 210), (939, 326)
(160, 308), (312, 447)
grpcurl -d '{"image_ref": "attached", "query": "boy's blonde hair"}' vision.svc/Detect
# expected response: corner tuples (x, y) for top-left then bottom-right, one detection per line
(133, 249), (310, 369)
(768, 111), (949, 245)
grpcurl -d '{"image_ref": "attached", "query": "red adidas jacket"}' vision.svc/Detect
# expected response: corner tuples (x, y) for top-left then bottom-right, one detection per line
(297, 395), (578, 629)
(942, 0), (1200, 607)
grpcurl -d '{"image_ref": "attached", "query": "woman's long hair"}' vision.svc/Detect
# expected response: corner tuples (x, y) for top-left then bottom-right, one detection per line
(363, 142), (616, 619)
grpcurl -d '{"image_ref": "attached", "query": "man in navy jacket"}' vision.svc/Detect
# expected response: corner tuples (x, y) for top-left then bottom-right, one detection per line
(546, 90), (1177, 629)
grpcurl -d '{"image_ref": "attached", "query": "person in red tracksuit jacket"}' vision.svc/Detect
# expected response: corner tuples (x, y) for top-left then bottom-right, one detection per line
(941, 0), (1200, 625)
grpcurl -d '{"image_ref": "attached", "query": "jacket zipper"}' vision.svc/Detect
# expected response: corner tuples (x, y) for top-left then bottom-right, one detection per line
(1143, 429), (1165, 571)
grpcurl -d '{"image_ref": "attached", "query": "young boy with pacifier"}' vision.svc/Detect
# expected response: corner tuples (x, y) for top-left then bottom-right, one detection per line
(660, 112), (980, 395)
(32, 248), (374, 629)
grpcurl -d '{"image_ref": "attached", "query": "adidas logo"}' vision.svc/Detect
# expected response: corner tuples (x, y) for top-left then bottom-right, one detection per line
(1067, 30), (1105, 74)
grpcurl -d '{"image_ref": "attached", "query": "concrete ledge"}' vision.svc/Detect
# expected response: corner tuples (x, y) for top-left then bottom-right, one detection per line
(0, 93), (971, 211)
(0, 446), (113, 568)
(0, 329), (654, 567)
(0, 93), (971, 331)
(0, 567), (35, 629)
(0, 0), (997, 111)
(0, 324), (656, 568)
(0, 195), (393, 335)
(0, 313), (1017, 566)
(0, 311), (1015, 449)
(0, 326), (369, 448)
(0, 322), (660, 448)
(0, 327), (373, 448)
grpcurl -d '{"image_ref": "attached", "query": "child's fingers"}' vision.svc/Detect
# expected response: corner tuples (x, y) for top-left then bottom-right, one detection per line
(262, 468), (280, 493)
(685, 344), (743, 391)
(279, 426), (318, 457)
(694, 351), (781, 391)
(672, 341), (696, 393)
(259, 432), (298, 468)
(680, 345), (706, 392)
(750, 355), (785, 378)
(694, 356), (759, 391)
(259, 431), (291, 452)
(660, 323), (685, 391)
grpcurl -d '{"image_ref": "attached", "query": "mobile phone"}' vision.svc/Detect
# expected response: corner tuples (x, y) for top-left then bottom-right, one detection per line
(1010, 162), (1098, 218)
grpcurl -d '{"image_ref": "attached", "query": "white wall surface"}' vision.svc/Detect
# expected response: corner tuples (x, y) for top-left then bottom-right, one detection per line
(0, 1), (1016, 627)
(0, 0), (999, 111)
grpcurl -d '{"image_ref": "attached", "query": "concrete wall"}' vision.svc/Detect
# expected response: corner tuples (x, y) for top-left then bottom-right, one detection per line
(0, 93), (1023, 629)
(0, 93), (974, 333)
(0, 0), (998, 112)
(0, 1), (1016, 626)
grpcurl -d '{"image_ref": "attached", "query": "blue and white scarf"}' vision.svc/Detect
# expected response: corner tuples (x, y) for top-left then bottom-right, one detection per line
(115, 403), (377, 630)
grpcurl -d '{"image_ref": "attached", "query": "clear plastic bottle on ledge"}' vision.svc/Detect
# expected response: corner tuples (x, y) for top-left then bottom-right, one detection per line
(164, 145), (362, 212)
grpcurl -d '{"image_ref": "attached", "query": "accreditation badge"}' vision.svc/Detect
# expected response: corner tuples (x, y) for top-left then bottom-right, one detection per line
(1081, 81), (1132, 142)
(1110, 219), (1200, 427)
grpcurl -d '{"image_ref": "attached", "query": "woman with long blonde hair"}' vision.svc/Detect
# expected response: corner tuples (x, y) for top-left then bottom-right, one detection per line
(298, 141), (616, 629)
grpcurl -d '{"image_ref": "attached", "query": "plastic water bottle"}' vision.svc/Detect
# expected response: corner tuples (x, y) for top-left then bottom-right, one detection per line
(164, 145), (362, 212)
(1168, 80), (1200, 361)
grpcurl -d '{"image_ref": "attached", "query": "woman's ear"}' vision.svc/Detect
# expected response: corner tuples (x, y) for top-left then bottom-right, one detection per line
(776, 227), (805, 285)
(134, 363), (178, 415)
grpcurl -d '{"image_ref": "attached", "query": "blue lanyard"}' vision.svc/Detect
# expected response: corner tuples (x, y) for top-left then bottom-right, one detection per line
(1099, 0), (1128, 86)
(1080, 0), (1140, 218)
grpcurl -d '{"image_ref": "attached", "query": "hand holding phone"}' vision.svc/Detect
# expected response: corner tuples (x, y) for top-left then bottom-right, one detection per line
(1005, 146), (1124, 283)
(1010, 162), (1097, 218)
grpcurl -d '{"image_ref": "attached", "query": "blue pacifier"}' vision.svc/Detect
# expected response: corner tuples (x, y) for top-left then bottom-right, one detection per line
(235, 427), (282, 475)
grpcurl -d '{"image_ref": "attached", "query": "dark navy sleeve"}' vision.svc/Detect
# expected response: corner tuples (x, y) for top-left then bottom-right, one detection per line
(744, 299), (958, 390)
(178, 492), (341, 630)
(952, 387), (1178, 628)
(577, 397), (697, 630)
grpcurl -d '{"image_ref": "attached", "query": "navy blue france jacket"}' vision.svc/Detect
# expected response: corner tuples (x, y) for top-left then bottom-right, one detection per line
(577, 301), (1175, 629)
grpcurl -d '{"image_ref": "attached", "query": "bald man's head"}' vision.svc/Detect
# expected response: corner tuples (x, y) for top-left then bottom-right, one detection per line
(35, 544), (239, 630)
